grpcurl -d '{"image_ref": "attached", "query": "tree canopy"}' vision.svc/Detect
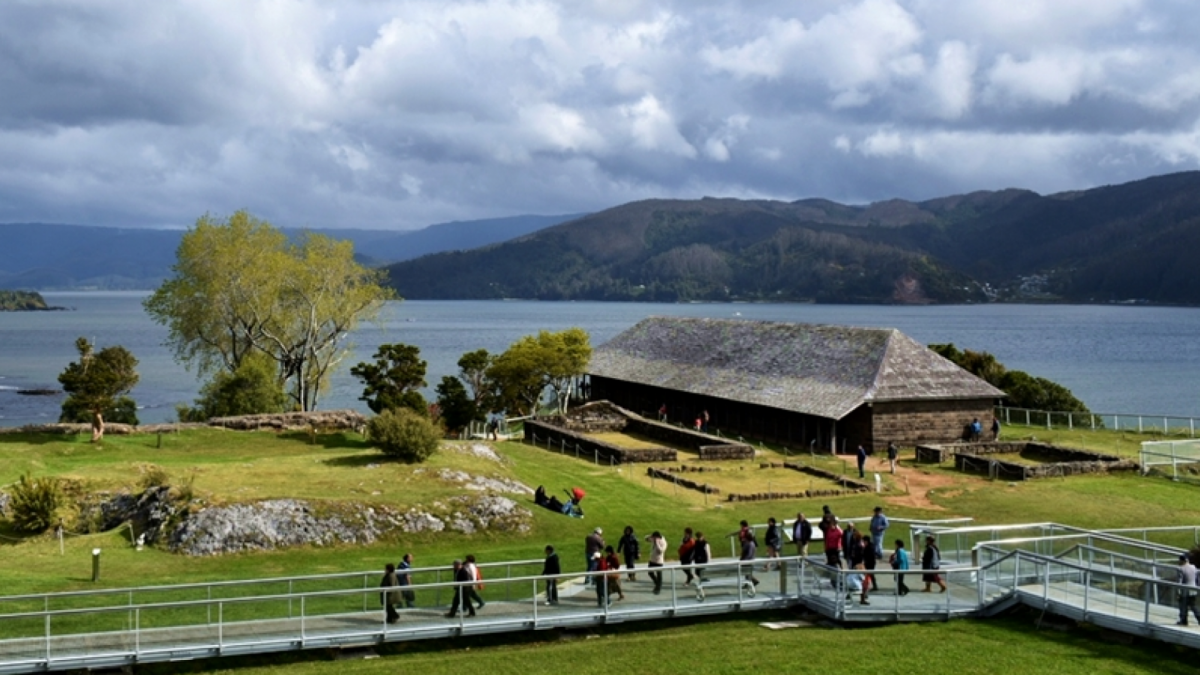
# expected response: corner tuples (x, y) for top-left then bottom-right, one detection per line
(144, 211), (393, 411)
(57, 337), (140, 441)
(931, 343), (1090, 413)
(487, 328), (591, 416)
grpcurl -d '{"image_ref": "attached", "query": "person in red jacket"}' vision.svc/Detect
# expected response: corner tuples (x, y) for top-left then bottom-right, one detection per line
(824, 518), (844, 568)
(678, 528), (697, 586)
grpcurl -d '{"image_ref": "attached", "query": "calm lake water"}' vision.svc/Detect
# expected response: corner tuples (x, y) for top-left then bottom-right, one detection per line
(2, 292), (1199, 426)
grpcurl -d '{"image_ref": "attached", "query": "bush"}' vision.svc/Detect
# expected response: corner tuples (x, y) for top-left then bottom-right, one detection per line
(367, 408), (442, 463)
(137, 464), (171, 490)
(180, 352), (289, 421)
(8, 474), (63, 533)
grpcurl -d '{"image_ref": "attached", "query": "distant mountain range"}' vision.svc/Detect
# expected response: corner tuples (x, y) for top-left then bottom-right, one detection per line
(383, 171), (1200, 305)
(0, 214), (583, 290)
(6, 171), (1200, 305)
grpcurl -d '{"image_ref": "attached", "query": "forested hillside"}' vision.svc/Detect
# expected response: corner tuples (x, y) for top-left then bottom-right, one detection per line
(385, 171), (1200, 305)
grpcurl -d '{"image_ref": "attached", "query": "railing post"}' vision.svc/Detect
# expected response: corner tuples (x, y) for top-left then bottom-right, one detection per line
(289, 580), (294, 618)
(301, 596), (306, 642)
(506, 564), (512, 602)
(218, 602), (224, 649)
(44, 613), (50, 665)
(135, 607), (140, 656)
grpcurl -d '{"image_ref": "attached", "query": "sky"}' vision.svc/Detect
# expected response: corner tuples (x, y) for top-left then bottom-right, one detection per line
(1, 0), (1198, 231)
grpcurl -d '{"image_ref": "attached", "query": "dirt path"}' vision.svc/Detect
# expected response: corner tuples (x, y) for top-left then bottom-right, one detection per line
(881, 460), (961, 511)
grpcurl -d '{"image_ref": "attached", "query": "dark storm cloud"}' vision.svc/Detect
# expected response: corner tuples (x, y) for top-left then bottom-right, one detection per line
(0, 0), (1197, 230)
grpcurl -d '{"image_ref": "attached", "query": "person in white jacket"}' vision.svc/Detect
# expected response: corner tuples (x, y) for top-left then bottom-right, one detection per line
(644, 531), (667, 594)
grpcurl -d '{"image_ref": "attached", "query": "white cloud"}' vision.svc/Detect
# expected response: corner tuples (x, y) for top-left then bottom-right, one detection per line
(0, 0), (1196, 229)
(620, 95), (697, 158)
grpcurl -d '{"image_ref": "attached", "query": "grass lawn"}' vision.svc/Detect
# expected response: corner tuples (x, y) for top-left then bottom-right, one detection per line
(151, 609), (1196, 675)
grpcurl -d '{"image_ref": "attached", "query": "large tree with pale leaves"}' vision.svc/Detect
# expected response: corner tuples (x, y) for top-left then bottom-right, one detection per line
(144, 211), (393, 411)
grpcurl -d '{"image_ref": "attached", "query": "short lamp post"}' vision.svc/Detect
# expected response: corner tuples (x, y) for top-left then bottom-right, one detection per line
(91, 548), (101, 582)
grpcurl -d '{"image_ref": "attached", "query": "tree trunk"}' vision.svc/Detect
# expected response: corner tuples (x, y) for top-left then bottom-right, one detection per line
(91, 410), (105, 442)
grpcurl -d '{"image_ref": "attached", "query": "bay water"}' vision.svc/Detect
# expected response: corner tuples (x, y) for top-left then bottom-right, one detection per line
(2, 292), (1198, 426)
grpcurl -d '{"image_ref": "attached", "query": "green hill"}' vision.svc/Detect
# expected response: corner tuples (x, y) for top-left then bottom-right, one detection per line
(385, 171), (1200, 305)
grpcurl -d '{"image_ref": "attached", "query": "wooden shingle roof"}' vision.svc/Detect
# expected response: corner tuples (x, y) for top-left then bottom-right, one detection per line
(588, 316), (1005, 420)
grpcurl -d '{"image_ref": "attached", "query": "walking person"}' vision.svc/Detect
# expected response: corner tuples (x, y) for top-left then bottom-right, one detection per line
(618, 525), (640, 581)
(543, 545), (561, 605)
(604, 545), (625, 601)
(991, 417), (1001, 441)
(397, 552), (416, 608)
(645, 530), (667, 594)
(863, 535), (879, 592)
(824, 518), (844, 568)
(678, 528), (697, 586)
(445, 560), (476, 618)
(922, 536), (947, 593)
(792, 512), (812, 559)
(380, 563), (401, 624)
(886, 441), (899, 474)
(464, 554), (486, 609)
(856, 445), (868, 478)
(693, 532), (712, 582)
(869, 506), (889, 561)
(585, 527), (605, 586)
(842, 521), (857, 563)
(763, 517), (782, 571)
(593, 552), (609, 607)
(890, 539), (910, 596)
(1178, 553), (1200, 626)
(741, 531), (761, 586)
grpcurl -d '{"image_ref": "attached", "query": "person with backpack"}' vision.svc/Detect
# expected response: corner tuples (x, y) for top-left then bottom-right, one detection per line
(922, 535), (947, 593)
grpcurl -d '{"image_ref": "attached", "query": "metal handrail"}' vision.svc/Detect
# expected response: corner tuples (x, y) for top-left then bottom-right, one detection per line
(0, 558), (546, 607)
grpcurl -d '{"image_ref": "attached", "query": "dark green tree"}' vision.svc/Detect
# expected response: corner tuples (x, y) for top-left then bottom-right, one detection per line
(350, 343), (428, 415)
(58, 337), (140, 442)
(931, 342), (1089, 414)
(435, 376), (481, 436)
(181, 351), (289, 421)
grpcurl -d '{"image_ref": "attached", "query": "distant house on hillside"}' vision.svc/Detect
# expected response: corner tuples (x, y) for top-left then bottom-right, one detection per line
(587, 316), (1004, 452)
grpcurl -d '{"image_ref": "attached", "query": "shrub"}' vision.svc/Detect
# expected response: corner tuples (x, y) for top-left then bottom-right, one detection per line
(180, 352), (288, 421)
(367, 408), (442, 463)
(9, 474), (63, 533)
(137, 464), (171, 490)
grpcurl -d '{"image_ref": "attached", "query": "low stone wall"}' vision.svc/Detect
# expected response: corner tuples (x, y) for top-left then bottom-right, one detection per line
(1, 411), (369, 436)
(780, 462), (873, 492)
(921, 441), (1137, 480)
(647, 467), (719, 494)
(623, 418), (754, 457)
(698, 444), (756, 461)
(524, 419), (677, 465)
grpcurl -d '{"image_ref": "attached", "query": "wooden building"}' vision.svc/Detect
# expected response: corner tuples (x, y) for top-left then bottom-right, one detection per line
(587, 316), (1004, 452)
